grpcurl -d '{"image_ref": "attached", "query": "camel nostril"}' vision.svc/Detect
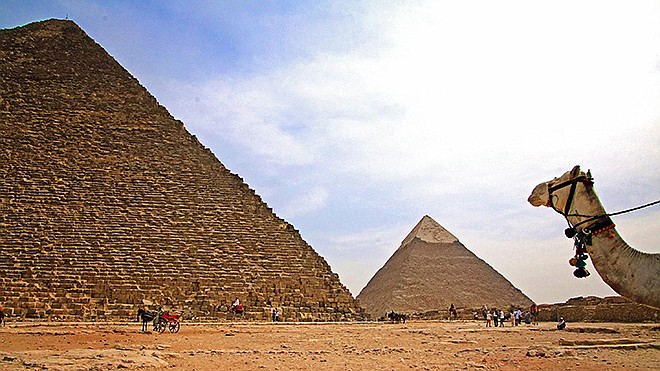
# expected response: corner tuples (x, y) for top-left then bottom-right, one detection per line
(528, 195), (542, 206)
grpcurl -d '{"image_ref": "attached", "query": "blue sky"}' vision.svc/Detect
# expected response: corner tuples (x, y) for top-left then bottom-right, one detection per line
(3, 0), (659, 304)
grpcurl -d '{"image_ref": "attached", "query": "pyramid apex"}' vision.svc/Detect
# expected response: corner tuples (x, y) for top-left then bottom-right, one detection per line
(399, 215), (458, 248)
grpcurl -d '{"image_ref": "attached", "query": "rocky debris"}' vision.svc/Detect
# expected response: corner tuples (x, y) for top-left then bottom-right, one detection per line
(1, 322), (659, 370)
(558, 338), (660, 350)
(0, 349), (170, 370)
(564, 327), (620, 334)
(537, 296), (659, 323)
(526, 347), (547, 357)
(525, 346), (575, 358)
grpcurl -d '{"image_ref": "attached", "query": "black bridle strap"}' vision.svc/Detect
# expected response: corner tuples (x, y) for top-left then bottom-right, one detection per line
(549, 175), (618, 234)
(549, 174), (659, 237)
(574, 215), (614, 234)
(563, 181), (578, 215)
(548, 175), (590, 193)
(548, 175), (591, 216)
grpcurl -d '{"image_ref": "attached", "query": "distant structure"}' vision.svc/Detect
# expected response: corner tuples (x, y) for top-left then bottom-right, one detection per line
(537, 296), (659, 323)
(0, 19), (365, 321)
(357, 215), (533, 319)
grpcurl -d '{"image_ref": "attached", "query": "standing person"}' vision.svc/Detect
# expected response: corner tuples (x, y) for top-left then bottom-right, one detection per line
(0, 304), (5, 327)
(492, 308), (499, 327)
(486, 311), (492, 327)
(515, 308), (522, 326)
(530, 304), (539, 325)
(499, 310), (505, 327)
(449, 303), (457, 320)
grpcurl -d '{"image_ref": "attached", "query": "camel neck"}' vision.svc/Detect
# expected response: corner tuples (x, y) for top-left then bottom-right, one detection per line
(565, 184), (609, 232)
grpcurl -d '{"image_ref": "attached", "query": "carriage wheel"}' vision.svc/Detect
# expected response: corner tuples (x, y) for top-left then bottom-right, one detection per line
(157, 319), (167, 333)
(169, 322), (180, 333)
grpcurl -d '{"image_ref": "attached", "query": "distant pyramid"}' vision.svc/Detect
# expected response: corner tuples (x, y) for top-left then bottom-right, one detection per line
(0, 19), (364, 321)
(357, 216), (533, 318)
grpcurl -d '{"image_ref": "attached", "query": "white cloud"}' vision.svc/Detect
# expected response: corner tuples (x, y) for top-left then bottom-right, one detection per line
(172, 0), (660, 189)
(160, 0), (660, 301)
(279, 187), (329, 219)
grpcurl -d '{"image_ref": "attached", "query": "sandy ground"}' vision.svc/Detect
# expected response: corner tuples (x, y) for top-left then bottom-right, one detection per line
(0, 320), (658, 370)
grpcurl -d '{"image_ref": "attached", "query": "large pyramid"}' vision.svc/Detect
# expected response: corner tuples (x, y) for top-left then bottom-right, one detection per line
(357, 216), (533, 318)
(0, 19), (364, 321)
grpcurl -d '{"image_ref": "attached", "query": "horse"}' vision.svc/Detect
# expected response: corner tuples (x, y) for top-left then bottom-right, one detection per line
(387, 310), (407, 324)
(137, 308), (158, 332)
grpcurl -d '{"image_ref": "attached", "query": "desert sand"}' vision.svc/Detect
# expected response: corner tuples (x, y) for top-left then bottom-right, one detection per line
(0, 320), (658, 370)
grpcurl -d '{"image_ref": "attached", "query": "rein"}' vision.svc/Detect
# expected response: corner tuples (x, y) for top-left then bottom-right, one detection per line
(568, 199), (660, 229)
(549, 175), (660, 233)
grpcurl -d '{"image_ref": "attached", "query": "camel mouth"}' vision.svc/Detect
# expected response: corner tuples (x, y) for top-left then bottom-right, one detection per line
(528, 183), (549, 207)
(527, 194), (545, 207)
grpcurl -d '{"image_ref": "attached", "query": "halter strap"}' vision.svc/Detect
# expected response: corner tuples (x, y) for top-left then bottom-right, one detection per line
(547, 175), (590, 193)
(548, 175), (591, 216)
(548, 174), (616, 234)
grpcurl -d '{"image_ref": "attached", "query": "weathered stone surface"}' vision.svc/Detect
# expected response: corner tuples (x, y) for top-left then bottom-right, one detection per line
(357, 215), (533, 319)
(537, 296), (659, 323)
(0, 19), (365, 321)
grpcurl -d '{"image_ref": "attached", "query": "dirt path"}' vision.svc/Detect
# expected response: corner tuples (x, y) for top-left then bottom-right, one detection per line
(0, 321), (658, 370)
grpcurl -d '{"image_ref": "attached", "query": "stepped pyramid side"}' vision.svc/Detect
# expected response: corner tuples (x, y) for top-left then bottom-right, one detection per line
(0, 19), (365, 321)
(357, 216), (532, 318)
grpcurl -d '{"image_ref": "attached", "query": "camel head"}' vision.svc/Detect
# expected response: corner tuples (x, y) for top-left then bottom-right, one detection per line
(527, 165), (585, 209)
(528, 165), (660, 310)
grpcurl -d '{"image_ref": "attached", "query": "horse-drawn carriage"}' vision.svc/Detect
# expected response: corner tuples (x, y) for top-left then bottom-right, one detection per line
(138, 307), (181, 333)
(154, 310), (181, 333)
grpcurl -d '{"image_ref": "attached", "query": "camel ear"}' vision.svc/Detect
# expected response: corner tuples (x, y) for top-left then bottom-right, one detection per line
(571, 165), (581, 177)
